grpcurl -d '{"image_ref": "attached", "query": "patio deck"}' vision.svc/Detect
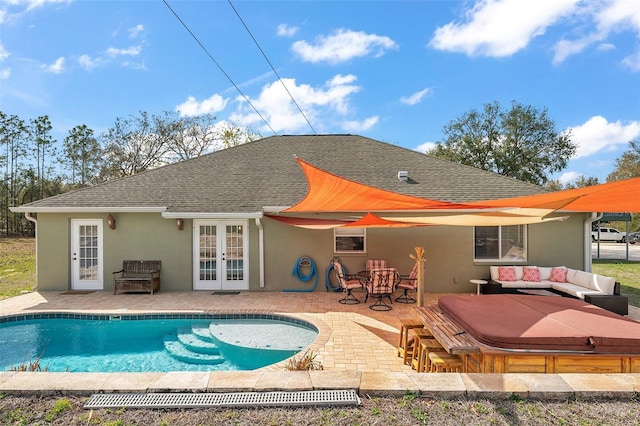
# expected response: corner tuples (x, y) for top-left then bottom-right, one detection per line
(1, 290), (639, 398)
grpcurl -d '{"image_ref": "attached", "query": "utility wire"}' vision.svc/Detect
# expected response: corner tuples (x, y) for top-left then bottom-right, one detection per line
(162, 0), (277, 136)
(227, 0), (317, 135)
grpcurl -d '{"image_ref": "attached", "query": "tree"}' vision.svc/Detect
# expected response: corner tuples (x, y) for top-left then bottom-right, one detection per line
(0, 112), (29, 235)
(62, 125), (102, 187)
(607, 140), (640, 182)
(100, 111), (169, 180)
(545, 175), (600, 191)
(162, 112), (219, 162)
(30, 115), (57, 199)
(427, 101), (576, 185)
(607, 139), (640, 231)
(218, 123), (261, 149)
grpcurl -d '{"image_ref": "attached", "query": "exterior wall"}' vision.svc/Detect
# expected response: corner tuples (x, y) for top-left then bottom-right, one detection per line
(36, 213), (192, 291)
(260, 213), (587, 293)
(34, 211), (587, 293)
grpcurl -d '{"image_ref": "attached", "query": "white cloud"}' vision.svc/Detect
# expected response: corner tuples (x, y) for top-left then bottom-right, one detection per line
(597, 43), (615, 52)
(558, 171), (583, 185)
(277, 24), (298, 37)
(229, 74), (364, 134)
(553, 0), (640, 64)
(128, 24), (144, 39)
(78, 54), (97, 70)
(42, 56), (64, 73)
(430, 0), (579, 57)
(292, 29), (398, 64)
(622, 50), (640, 72)
(570, 116), (640, 158)
(106, 45), (142, 58)
(415, 141), (437, 153)
(0, 43), (10, 61)
(400, 88), (430, 106)
(176, 94), (229, 117)
(342, 116), (379, 132)
(0, 68), (10, 79)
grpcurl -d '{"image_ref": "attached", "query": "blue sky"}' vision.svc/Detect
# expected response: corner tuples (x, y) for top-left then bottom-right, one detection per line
(1, 0), (639, 185)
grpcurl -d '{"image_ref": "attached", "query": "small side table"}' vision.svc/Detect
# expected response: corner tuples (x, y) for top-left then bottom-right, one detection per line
(470, 279), (488, 295)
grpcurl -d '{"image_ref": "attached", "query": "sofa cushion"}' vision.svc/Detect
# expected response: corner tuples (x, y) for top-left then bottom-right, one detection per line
(498, 266), (517, 281)
(570, 270), (597, 290)
(539, 267), (552, 281)
(550, 267), (568, 283)
(552, 282), (604, 300)
(523, 266), (540, 282)
(489, 266), (500, 281)
(593, 274), (616, 295)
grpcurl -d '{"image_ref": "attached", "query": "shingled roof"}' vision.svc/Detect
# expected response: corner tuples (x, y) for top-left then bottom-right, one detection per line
(17, 135), (547, 214)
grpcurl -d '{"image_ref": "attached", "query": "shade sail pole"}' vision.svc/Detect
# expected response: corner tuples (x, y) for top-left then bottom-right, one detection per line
(410, 247), (426, 307)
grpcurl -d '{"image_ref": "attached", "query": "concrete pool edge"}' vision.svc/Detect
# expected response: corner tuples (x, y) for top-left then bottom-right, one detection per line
(1, 370), (640, 400)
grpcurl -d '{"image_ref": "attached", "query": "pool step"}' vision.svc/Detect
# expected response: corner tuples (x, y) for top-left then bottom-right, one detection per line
(191, 323), (218, 343)
(176, 328), (221, 355)
(163, 335), (225, 365)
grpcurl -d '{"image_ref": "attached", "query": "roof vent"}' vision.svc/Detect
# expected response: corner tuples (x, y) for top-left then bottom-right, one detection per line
(398, 171), (409, 182)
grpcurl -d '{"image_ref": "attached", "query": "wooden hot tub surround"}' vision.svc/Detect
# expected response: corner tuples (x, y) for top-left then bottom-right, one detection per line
(415, 294), (640, 374)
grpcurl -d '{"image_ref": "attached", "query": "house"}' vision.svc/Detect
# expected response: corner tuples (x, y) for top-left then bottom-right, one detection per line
(12, 134), (591, 294)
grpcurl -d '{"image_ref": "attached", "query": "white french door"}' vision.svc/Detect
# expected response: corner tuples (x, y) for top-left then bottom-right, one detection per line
(193, 220), (249, 290)
(71, 219), (104, 290)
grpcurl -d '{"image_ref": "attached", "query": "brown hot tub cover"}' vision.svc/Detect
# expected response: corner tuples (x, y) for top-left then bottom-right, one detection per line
(438, 294), (640, 353)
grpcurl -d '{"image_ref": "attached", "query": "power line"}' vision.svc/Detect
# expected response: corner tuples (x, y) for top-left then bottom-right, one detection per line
(227, 0), (317, 135)
(162, 0), (277, 136)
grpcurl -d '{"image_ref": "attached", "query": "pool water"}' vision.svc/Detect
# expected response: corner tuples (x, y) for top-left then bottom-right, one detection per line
(0, 315), (318, 372)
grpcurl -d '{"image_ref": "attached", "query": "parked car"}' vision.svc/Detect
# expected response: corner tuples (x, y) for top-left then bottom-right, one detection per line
(591, 227), (627, 242)
(628, 232), (640, 244)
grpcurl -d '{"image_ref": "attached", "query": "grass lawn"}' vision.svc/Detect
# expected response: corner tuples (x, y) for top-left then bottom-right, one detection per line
(0, 237), (36, 300)
(1, 238), (639, 308)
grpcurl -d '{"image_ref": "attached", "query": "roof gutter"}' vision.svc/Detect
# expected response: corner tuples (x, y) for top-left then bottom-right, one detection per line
(584, 212), (603, 272)
(10, 207), (167, 213)
(162, 212), (263, 219)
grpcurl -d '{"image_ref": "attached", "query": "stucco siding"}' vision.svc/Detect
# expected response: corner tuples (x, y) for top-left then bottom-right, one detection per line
(34, 212), (587, 294)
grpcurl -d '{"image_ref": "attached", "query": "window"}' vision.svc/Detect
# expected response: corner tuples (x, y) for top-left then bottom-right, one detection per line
(334, 227), (366, 253)
(474, 225), (527, 261)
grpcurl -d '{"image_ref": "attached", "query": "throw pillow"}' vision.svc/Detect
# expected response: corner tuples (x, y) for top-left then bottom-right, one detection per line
(550, 267), (568, 283)
(523, 266), (540, 282)
(498, 266), (516, 281)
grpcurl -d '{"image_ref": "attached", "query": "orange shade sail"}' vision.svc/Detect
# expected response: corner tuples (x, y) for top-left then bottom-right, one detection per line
(471, 177), (640, 213)
(266, 212), (428, 229)
(341, 212), (429, 228)
(283, 157), (491, 213)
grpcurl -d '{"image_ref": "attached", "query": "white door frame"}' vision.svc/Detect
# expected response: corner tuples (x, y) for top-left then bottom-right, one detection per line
(193, 220), (249, 291)
(70, 219), (104, 290)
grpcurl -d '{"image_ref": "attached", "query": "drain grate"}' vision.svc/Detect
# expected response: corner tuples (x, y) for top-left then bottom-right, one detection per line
(84, 390), (361, 409)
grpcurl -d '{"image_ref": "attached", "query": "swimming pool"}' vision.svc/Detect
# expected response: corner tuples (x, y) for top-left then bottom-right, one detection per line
(0, 313), (318, 372)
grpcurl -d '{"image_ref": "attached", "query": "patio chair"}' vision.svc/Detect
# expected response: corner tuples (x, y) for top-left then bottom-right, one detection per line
(365, 268), (398, 311)
(365, 259), (387, 274)
(332, 260), (365, 304)
(395, 262), (418, 304)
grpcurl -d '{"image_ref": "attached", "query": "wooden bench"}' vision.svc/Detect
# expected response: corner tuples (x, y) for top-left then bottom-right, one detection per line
(113, 260), (161, 294)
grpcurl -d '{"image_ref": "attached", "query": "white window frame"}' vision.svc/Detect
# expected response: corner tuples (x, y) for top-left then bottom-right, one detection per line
(474, 225), (527, 262)
(334, 227), (366, 254)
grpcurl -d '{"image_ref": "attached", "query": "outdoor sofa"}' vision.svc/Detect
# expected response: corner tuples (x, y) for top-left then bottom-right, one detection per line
(483, 265), (628, 315)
